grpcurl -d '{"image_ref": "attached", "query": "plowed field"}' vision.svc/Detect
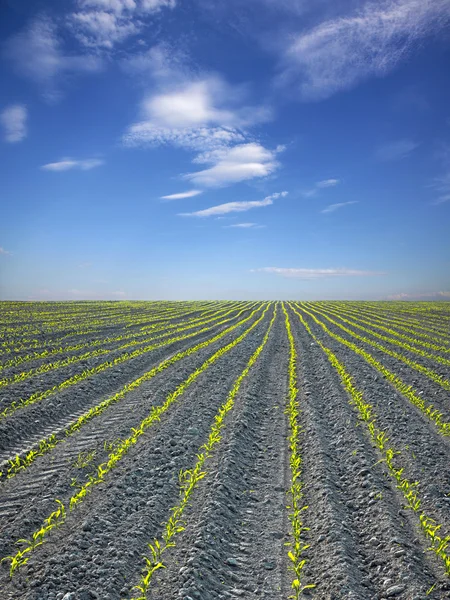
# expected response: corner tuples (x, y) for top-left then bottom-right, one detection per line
(0, 300), (449, 600)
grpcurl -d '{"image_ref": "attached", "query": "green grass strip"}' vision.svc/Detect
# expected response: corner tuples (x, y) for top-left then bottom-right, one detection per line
(291, 305), (450, 579)
(129, 304), (277, 599)
(1, 304), (272, 576)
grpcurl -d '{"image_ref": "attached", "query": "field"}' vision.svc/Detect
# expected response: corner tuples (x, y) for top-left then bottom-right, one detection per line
(0, 300), (449, 600)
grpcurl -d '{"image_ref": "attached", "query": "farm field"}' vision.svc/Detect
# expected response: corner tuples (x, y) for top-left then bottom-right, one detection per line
(0, 300), (449, 600)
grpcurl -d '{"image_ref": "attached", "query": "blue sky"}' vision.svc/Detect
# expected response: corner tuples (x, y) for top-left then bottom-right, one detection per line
(1, 0), (449, 300)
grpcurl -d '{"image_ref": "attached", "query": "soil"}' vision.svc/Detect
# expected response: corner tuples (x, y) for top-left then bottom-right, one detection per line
(0, 301), (449, 600)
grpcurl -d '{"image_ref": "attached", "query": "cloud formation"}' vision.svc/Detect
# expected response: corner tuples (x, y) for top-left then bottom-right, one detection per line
(321, 201), (358, 213)
(0, 247), (12, 256)
(180, 191), (287, 217)
(255, 267), (385, 279)
(302, 177), (340, 197)
(69, 0), (176, 48)
(4, 17), (102, 100)
(375, 139), (419, 161)
(161, 190), (202, 200)
(316, 178), (339, 188)
(280, 0), (450, 100)
(184, 143), (282, 187)
(122, 50), (278, 189)
(41, 158), (105, 171)
(123, 76), (271, 152)
(387, 291), (450, 300)
(227, 222), (262, 228)
(0, 104), (27, 143)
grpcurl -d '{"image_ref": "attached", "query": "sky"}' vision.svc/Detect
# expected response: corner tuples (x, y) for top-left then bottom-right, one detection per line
(0, 0), (449, 301)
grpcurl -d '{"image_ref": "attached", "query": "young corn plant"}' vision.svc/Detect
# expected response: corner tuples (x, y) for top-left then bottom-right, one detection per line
(130, 305), (278, 599)
(294, 304), (450, 437)
(282, 303), (315, 598)
(0, 303), (264, 421)
(302, 303), (450, 387)
(291, 304), (450, 579)
(4, 305), (271, 575)
(0, 305), (264, 481)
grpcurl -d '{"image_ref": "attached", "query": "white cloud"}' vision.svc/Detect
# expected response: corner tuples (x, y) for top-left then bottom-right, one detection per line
(321, 201), (358, 213)
(255, 267), (385, 279)
(79, 0), (174, 14)
(432, 193), (450, 206)
(227, 222), (261, 228)
(161, 190), (203, 200)
(387, 291), (450, 300)
(70, 1), (176, 48)
(124, 123), (246, 152)
(280, 0), (450, 100)
(180, 191), (287, 217)
(69, 10), (141, 48)
(123, 76), (271, 152)
(41, 158), (105, 171)
(122, 59), (277, 189)
(4, 18), (102, 100)
(0, 247), (12, 256)
(316, 178), (340, 188)
(184, 143), (282, 187)
(375, 139), (419, 161)
(301, 177), (340, 197)
(1, 104), (27, 143)
(430, 161), (450, 205)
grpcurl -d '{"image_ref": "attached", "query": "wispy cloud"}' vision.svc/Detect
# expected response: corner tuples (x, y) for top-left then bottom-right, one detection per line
(431, 194), (450, 206)
(226, 222), (264, 228)
(279, 0), (450, 100)
(375, 139), (419, 161)
(161, 190), (202, 200)
(316, 178), (340, 188)
(1, 104), (27, 143)
(387, 291), (450, 300)
(0, 247), (12, 256)
(69, 0), (176, 49)
(4, 17), (102, 101)
(321, 201), (358, 214)
(41, 158), (105, 171)
(180, 191), (287, 217)
(255, 267), (385, 279)
(184, 143), (282, 187)
(302, 177), (340, 197)
(430, 153), (450, 205)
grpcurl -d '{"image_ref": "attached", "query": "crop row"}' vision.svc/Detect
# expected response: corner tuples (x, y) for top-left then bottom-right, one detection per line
(0, 304), (267, 480)
(291, 304), (450, 437)
(338, 302), (450, 344)
(290, 306), (450, 579)
(0, 302), (249, 386)
(129, 304), (278, 598)
(302, 303), (450, 389)
(282, 304), (315, 598)
(315, 302), (450, 356)
(0, 302), (230, 365)
(1, 303), (272, 576)
(0, 303), (263, 421)
(1, 302), (216, 353)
